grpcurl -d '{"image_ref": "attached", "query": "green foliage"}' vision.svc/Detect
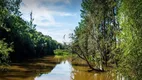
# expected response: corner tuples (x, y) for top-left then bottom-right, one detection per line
(0, 40), (13, 64)
(118, 0), (142, 79)
(71, 0), (142, 79)
(54, 49), (70, 56)
(71, 0), (119, 71)
(0, 0), (62, 62)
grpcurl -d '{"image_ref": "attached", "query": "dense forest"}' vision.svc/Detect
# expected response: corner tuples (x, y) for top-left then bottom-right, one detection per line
(70, 0), (142, 79)
(0, 0), (142, 80)
(0, 0), (63, 63)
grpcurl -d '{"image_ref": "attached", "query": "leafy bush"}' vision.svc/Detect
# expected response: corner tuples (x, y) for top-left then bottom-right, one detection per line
(54, 49), (70, 56)
(0, 40), (13, 64)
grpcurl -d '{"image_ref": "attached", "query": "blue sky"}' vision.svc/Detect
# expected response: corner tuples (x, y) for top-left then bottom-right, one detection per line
(20, 0), (82, 43)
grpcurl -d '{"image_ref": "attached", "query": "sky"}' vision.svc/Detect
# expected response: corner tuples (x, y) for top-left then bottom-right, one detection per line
(20, 0), (82, 43)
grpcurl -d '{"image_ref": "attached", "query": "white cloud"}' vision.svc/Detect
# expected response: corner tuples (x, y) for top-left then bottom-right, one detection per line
(20, 0), (75, 25)
(36, 0), (71, 4)
(20, 0), (78, 43)
(36, 27), (73, 43)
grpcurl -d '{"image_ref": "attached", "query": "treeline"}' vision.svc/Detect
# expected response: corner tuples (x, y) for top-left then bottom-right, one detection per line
(71, 0), (142, 79)
(0, 0), (63, 63)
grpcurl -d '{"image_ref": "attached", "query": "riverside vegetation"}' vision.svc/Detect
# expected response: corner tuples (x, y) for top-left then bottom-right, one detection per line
(70, 0), (142, 79)
(0, 0), (142, 80)
(0, 0), (64, 63)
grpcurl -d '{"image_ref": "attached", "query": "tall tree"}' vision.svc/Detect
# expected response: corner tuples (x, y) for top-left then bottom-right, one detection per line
(71, 0), (119, 71)
(118, 0), (142, 79)
(0, 0), (62, 62)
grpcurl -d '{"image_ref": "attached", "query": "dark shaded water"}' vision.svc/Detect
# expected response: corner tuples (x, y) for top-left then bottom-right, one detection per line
(0, 56), (124, 80)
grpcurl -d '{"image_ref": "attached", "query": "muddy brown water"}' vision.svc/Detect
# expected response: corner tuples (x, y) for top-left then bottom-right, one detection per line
(0, 56), (124, 80)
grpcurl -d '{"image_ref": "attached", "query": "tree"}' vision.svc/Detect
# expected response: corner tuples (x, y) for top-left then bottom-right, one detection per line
(118, 0), (142, 79)
(0, 40), (13, 64)
(71, 0), (119, 71)
(0, 0), (62, 62)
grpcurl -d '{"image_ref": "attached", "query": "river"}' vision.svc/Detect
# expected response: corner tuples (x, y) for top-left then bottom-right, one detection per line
(0, 56), (124, 80)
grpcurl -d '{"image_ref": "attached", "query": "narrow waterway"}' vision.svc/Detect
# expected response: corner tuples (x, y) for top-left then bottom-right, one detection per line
(0, 56), (123, 80)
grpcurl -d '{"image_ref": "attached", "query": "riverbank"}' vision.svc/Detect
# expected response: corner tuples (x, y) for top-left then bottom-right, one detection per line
(0, 56), (124, 80)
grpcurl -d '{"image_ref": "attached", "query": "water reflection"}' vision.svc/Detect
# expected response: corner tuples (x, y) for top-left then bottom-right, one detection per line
(0, 56), (124, 80)
(35, 60), (73, 80)
(34, 59), (119, 80)
(0, 56), (59, 80)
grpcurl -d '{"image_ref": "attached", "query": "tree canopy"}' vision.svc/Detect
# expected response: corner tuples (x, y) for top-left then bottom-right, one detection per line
(71, 0), (119, 71)
(0, 0), (63, 63)
(71, 0), (142, 79)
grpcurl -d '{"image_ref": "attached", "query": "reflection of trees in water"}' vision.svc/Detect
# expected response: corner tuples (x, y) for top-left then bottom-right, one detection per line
(0, 56), (125, 80)
(0, 56), (61, 80)
(71, 70), (116, 80)
(71, 63), (124, 80)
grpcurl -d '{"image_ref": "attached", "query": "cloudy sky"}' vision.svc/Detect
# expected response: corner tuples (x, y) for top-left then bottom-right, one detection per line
(20, 0), (82, 43)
